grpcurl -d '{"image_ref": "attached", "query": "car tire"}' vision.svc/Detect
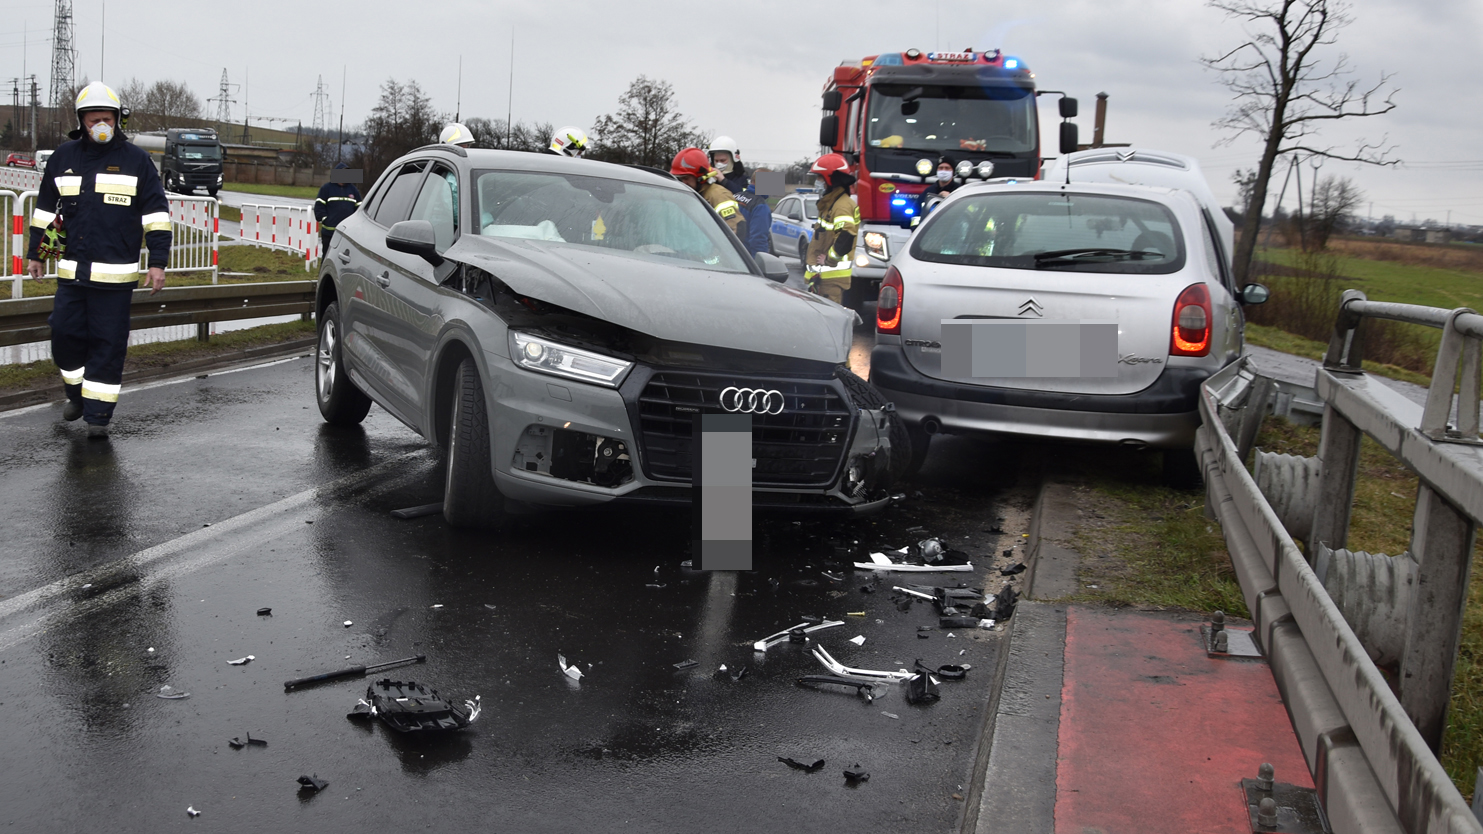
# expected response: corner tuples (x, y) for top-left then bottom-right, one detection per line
(443, 356), (507, 529)
(797, 237), (808, 263)
(208, 187), (219, 197)
(835, 367), (911, 485)
(315, 300), (372, 425)
(903, 421), (931, 478)
(1162, 446), (1203, 490)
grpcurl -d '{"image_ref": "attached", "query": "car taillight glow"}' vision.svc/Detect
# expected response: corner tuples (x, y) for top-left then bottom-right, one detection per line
(877, 266), (903, 334)
(1170, 283), (1212, 356)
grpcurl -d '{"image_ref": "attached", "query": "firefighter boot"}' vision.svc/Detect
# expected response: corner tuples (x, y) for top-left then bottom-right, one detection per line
(61, 387), (83, 422)
(87, 423), (109, 440)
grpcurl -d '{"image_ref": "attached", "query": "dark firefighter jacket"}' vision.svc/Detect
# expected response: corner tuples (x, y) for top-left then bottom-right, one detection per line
(27, 135), (172, 288)
(314, 182), (362, 231)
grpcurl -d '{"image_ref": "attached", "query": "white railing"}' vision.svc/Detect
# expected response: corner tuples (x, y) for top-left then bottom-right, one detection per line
(0, 167), (43, 192)
(237, 202), (319, 271)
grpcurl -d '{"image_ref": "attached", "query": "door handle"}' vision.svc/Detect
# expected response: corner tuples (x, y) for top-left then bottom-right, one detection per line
(376, 271), (391, 288)
(337, 248), (351, 263)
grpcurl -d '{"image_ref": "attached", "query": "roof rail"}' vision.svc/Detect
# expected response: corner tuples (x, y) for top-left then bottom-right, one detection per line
(410, 143), (468, 158)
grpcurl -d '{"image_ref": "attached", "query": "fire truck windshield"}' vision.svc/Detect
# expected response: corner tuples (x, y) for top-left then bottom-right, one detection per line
(866, 84), (1036, 155)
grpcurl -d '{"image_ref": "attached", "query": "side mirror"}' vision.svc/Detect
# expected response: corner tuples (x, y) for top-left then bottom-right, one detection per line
(821, 90), (842, 112)
(819, 115), (839, 149)
(755, 252), (790, 283)
(1059, 97), (1078, 119)
(1239, 283), (1270, 305)
(1059, 122), (1079, 155)
(386, 219), (443, 266)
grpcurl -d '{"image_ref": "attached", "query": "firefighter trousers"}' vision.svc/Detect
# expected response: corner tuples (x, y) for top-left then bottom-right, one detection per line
(49, 281), (133, 425)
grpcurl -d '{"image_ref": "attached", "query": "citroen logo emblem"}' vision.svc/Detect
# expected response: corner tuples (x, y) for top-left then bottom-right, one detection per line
(1116, 150), (1136, 162)
(1018, 298), (1043, 317)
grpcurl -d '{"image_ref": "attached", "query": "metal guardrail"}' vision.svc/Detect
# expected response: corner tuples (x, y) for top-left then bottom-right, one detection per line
(1198, 289), (1483, 834)
(0, 280), (315, 348)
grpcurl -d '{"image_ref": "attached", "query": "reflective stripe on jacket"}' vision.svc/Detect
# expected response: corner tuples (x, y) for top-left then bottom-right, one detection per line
(313, 182), (362, 230)
(805, 187), (859, 276)
(700, 181), (745, 236)
(26, 136), (171, 288)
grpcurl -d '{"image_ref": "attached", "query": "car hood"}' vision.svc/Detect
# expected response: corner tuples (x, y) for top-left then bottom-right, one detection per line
(449, 237), (855, 364)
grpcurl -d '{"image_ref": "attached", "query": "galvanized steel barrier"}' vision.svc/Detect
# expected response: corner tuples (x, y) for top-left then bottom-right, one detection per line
(1198, 289), (1483, 834)
(0, 280), (316, 347)
(237, 202), (318, 270)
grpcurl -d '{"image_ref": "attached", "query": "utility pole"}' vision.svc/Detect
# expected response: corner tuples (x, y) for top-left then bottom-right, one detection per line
(505, 28), (514, 148)
(29, 76), (40, 156)
(49, 0), (77, 142)
(337, 65), (345, 165)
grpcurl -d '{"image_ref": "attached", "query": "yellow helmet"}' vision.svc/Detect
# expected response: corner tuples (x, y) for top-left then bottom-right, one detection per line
(439, 122), (474, 147)
(74, 81), (121, 116)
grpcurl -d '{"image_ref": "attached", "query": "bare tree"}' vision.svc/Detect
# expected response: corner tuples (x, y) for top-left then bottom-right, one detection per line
(589, 76), (703, 168)
(356, 78), (444, 184)
(116, 79), (205, 131)
(1304, 174), (1363, 249)
(1202, 0), (1398, 282)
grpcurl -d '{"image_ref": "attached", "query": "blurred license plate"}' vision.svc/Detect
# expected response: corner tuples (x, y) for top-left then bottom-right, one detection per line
(941, 320), (1118, 378)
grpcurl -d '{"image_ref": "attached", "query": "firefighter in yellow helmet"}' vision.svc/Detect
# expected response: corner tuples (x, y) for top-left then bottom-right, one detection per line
(669, 147), (745, 239)
(804, 153), (860, 304)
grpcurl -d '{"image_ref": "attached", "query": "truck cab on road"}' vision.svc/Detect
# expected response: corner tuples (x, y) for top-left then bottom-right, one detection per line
(130, 127), (224, 196)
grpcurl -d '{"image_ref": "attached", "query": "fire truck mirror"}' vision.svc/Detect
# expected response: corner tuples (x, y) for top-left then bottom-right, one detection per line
(1059, 122), (1080, 155)
(1059, 97), (1079, 119)
(819, 115), (840, 150)
(822, 90), (843, 112)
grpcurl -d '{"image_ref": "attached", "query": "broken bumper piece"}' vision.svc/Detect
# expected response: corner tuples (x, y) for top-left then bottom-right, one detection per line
(355, 680), (481, 733)
(796, 674), (882, 702)
(810, 644), (913, 682)
(752, 619), (845, 652)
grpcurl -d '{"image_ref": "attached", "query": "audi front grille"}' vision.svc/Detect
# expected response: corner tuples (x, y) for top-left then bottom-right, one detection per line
(632, 372), (854, 487)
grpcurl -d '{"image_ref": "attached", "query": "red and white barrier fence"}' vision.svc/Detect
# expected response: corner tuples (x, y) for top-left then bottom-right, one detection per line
(238, 202), (318, 271)
(0, 167), (43, 193)
(6, 190), (220, 297)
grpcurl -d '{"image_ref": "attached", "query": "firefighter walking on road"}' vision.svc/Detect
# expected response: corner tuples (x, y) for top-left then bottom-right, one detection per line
(314, 162), (362, 257)
(669, 147), (746, 240)
(27, 81), (171, 439)
(804, 153), (859, 304)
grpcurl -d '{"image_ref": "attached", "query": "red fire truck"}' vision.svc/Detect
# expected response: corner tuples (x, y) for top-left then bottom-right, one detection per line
(817, 48), (1077, 305)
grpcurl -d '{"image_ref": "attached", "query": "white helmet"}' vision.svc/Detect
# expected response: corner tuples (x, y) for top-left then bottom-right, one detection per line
(440, 122), (475, 147)
(707, 135), (740, 174)
(75, 81), (121, 116)
(549, 126), (589, 157)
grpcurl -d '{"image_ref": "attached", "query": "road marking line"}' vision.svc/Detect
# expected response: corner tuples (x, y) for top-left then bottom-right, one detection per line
(0, 451), (431, 652)
(0, 355), (310, 420)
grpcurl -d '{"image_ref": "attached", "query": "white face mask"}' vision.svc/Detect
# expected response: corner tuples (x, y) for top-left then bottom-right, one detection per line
(714, 158), (732, 175)
(936, 170), (952, 183)
(88, 122), (115, 144)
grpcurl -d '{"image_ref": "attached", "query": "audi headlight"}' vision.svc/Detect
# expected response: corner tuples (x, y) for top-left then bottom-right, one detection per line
(863, 231), (889, 260)
(509, 332), (632, 387)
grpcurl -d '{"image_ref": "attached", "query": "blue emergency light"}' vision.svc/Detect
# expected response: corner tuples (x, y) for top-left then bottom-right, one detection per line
(1004, 58), (1020, 69)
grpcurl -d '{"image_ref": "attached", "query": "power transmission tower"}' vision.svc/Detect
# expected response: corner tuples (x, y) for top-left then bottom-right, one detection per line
(311, 75), (329, 134)
(49, 0), (77, 141)
(207, 69), (238, 127)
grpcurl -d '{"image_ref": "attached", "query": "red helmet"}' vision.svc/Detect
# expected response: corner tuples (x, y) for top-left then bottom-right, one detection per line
(810, 153), (854, 187)
(670, 147), (713, 180)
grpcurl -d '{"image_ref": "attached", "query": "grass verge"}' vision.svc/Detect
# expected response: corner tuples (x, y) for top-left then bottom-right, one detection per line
(220, 205), (242, 223)
(1050, 446), (1247, 615)
(225, 182), (321, 201)
(1260, 245), (1483, 312)
(0, 318), (315, 392)
(15, 245), (314, 297)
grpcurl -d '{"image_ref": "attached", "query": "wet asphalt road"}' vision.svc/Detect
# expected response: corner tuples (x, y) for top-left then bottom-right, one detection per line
(0, 330), (1031, 832)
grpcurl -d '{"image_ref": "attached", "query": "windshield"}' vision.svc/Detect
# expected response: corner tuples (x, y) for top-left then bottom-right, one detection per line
(474, 170), (752, 273)
(911, 192), (1186, 274)
(178, 144), (221, 160)
(867, 84), (1036, 155)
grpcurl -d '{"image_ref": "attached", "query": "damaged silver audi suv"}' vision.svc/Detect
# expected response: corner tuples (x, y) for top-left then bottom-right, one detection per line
(313, 146), (907, 527)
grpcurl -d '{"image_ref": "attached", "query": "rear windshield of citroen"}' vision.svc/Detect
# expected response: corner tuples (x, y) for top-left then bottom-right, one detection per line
(910, 192), (1186, 274)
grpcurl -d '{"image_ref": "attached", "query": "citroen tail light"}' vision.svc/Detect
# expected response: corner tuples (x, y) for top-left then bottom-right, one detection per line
(877, 266), (903, 334)
(1170, 283), (1212, 357)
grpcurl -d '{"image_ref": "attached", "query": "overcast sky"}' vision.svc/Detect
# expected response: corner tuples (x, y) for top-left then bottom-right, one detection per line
(1, 0), (1478, 224)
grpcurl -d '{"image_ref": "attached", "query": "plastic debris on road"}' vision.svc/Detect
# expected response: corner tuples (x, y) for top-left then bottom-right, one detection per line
(778, 756), (826, 773)
(343, 621), (353, 628)
(1000, 562), (1026, 576)
(156, 685), (190, 700)
(227, 734), (268, 750)
(849, 635), (866, 646)
(558, 653), (584, 681)
(854, 544), (973, 573)
(811, 644), (913, 682)
(256, 607), (272, 616)
(186, 806), (200, 818)
(672, 659), (699, 671)
(844, 766), (870, 785)
(227, 655), (254, 666)
(346, 679), (481, 733)
(751, 618), (844, 652)
(297, 774), (329, 793)
(796, 675), (880, 702)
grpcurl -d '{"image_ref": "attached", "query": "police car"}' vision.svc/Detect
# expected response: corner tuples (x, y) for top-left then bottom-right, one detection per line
(770, 193), (818, 261)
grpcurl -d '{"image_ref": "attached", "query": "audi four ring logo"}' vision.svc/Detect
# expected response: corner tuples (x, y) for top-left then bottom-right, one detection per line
(719, 386), (786, 415)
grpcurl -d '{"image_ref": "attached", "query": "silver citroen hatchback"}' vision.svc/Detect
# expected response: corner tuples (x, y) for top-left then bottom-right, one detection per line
(869, 153), (1267, 486)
